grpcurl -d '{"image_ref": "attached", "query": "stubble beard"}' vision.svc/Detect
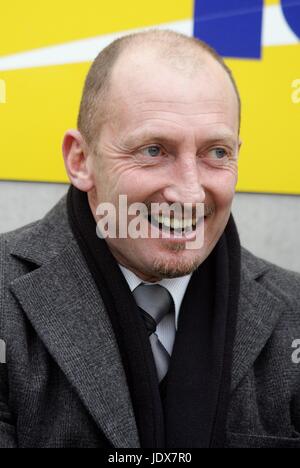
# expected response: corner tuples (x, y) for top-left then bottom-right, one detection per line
(151, 242), (202, 279)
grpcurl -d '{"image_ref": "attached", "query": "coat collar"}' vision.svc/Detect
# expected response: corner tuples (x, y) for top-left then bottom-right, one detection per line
(8, 195), (289, 437)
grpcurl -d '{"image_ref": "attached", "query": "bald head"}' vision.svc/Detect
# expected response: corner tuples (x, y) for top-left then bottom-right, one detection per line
(77, 30), (241, 146)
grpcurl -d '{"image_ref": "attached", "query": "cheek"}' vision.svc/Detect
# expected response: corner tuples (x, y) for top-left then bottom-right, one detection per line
(92, 157), (133, 201)
(115, 167), (167, 203)
(207, 171), (237, 209)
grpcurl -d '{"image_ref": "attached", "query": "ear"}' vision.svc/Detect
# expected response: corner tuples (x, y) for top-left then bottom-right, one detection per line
(62, 130), (94, 192)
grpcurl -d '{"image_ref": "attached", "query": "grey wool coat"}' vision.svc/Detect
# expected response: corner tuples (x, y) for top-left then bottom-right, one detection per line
(0, 195), (300, 448)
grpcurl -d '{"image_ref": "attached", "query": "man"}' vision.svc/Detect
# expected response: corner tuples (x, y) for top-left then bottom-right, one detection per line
(0, 30), (300, 448)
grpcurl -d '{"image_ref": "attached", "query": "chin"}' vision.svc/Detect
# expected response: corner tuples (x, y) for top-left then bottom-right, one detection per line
(149, 249), (203, 279)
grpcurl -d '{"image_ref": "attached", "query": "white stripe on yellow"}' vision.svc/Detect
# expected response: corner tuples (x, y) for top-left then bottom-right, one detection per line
(0, 20), (193, 72)
(0, 4), (299, 72)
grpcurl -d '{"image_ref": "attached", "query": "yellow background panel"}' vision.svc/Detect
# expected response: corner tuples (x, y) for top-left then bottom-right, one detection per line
(1, 44), (300, 192)
(265, 0), (280, 5)
(0, 0), (193, 56)
(229, 44), (300, 194)
(0, 63), (89, 182)
(1, 0), (300, 194)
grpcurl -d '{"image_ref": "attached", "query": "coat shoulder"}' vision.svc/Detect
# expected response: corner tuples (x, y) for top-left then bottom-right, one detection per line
(241, 247), (300, 307)
(0, 194), (71, 284)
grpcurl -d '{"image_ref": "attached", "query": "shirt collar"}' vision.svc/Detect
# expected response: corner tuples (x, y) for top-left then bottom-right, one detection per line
(118, 264), (192, 329)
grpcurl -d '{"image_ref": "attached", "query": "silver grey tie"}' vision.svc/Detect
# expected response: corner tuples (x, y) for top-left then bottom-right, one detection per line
(133, 283), (175, 382)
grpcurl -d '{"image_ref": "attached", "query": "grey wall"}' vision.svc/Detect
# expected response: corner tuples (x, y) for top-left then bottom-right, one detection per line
(0, 181), (299, 272)
(232, 193), (300, 273)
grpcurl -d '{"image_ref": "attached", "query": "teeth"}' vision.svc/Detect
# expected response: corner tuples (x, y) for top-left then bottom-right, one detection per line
(152, 214), (196, 230)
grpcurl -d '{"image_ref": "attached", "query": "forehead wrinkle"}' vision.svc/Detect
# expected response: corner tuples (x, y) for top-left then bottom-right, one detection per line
(110, 70), (238, 128)
(116, 100), (234, 125)
(127, 115), (233, 131)
(138, 108), (227, 116)
(126, 98), (231, 112)
(132, 97), (229, 105)
(119, 120), (237, 149)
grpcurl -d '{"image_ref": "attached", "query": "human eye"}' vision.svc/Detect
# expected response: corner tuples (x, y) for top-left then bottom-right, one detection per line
(200, 146), (234, 167)
(209, 147), (229, 160)
(140, 145), (163, 158)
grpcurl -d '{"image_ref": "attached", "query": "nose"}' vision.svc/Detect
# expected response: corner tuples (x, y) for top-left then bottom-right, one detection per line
(162, 154), (205, 206)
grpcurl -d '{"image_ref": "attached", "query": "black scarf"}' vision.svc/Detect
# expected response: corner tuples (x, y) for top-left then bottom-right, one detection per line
(67, 186), (241, 448)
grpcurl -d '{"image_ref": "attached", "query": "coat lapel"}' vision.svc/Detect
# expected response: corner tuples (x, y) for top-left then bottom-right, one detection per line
(232, 251), (288, 391)
(10, 237), (140, 448)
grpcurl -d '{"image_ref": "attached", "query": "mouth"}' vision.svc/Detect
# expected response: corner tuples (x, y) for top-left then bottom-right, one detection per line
(147, 213), (205, 236)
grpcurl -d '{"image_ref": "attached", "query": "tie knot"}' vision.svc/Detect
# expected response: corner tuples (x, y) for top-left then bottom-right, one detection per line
(133, 283), (174, 326)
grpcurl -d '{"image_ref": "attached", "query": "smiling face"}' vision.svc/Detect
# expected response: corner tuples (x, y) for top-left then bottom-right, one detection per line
(87, 47), (240, 281)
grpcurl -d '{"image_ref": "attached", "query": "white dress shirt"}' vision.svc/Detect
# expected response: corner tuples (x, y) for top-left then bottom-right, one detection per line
(118, 264), (192, 355)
